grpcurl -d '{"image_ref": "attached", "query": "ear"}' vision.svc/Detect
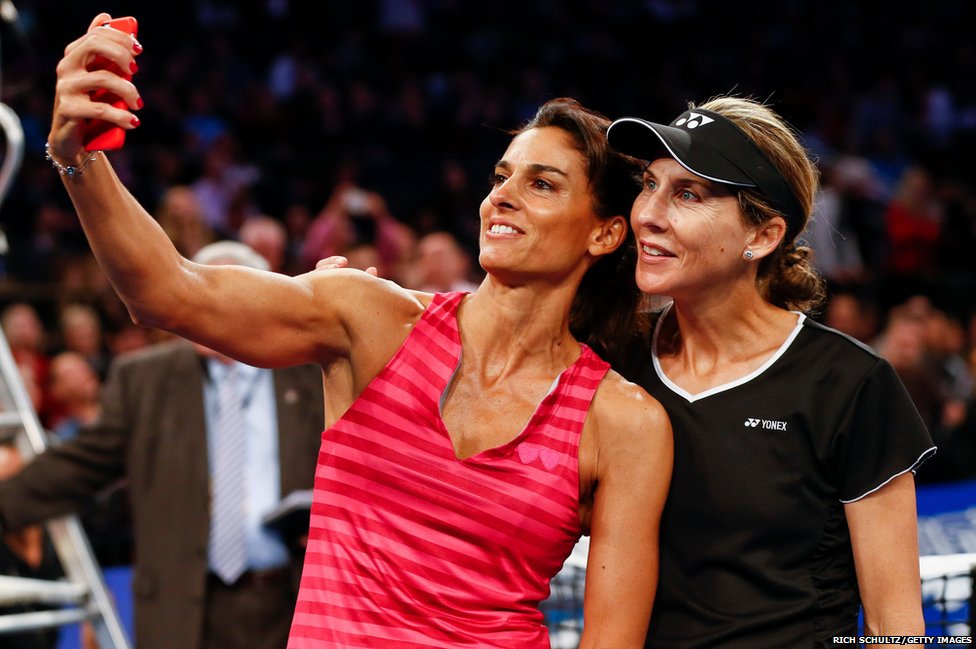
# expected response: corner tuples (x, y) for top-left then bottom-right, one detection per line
(588, 215), (627, 258)
(745, 216), (787, 260)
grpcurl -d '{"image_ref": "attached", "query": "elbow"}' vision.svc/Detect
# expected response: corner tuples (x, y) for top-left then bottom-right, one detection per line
(126, 306), (153, 329)
(126, 299), (176, 331)
(861, 607), (925, 637)
(122, 265), (195, 330)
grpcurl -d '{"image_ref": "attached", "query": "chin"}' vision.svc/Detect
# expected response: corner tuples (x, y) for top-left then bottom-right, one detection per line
(634, 271), (666, 296)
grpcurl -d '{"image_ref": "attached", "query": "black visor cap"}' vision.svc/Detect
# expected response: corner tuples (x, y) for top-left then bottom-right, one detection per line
(607, 109), (805, 238)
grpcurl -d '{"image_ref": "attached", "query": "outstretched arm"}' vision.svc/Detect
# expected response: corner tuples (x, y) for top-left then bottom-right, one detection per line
(46, 15), (418, 369)
(579, 377), (673, 648)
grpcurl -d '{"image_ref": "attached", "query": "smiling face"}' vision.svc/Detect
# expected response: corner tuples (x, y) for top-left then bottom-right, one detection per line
(478, 126), (612, 283)
(631, 158), (754, 299)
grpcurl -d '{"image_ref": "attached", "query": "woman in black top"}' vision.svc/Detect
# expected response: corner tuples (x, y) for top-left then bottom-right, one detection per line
(608, 98), (936, 648)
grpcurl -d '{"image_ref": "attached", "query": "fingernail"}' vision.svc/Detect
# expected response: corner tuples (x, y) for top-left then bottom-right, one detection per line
(136, 97), (144, 110)
(132, 39), (143, 53)
(130, 115), (141, 127)
(130, 61), (139, 74)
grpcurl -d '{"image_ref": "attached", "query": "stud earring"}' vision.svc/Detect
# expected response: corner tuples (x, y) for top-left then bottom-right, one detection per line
(743, 250), (755, 261)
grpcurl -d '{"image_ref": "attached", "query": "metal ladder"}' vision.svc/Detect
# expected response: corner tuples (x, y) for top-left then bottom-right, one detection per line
(0, 11), (132, 644)
(0, 326), (132, 648)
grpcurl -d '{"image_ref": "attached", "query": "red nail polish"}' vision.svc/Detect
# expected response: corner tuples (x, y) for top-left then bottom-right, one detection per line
(133, 39), (143, 54)
(130, 115), (141, 127)
(136, 97), (144, 110)
(130, 61), (139, 74)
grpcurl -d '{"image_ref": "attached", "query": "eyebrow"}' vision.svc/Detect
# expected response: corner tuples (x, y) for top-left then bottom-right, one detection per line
(644, 167), (718, 192)
(495, 160), (569, 178)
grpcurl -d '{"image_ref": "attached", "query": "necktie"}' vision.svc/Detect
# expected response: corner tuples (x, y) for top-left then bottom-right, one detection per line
(209, 364), (248, 584)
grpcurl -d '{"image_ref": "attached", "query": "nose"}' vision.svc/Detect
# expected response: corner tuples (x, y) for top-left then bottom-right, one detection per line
(632, 188), (667, 233)
(488, 177), (517, 211)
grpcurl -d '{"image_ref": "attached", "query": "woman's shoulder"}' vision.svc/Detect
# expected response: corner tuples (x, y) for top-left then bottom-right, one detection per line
(591, 369), (671, 442)
(797, 316), (883, 367)
(303, 268), (431, 320)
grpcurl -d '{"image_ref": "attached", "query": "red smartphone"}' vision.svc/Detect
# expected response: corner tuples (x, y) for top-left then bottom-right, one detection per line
(83, 16), (139, 152)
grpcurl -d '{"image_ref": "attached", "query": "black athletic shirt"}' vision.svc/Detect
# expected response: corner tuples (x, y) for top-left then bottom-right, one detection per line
(638, 306), (936, 649)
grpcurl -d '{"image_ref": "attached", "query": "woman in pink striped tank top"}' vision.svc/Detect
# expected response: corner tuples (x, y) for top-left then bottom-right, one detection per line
(48, 25), (673, 645)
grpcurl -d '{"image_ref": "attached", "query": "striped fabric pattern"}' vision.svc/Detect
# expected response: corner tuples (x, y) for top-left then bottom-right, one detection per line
(287, 292), (609, 648)
(208, 363), (249, 584)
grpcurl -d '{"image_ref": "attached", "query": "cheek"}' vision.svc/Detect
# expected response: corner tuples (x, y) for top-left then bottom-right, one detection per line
(477, 196), (496, 231)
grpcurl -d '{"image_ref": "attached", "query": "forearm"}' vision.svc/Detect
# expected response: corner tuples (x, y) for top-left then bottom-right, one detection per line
(0, 443), (124, 530)
(57, 152), (193, 329)
(848, 473), (925, 636)
(46, 13), (187, 329)
(862, 607), (925, 636)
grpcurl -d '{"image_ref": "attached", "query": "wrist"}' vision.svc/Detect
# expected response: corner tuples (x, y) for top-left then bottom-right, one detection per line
(45, 142), (98, 178)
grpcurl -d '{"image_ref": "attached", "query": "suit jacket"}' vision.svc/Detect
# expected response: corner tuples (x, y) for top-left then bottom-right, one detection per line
(0, 340), (324, 649)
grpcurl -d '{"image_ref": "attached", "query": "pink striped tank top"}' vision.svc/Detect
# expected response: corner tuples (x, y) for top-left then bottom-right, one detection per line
(287, 291), (610, 648)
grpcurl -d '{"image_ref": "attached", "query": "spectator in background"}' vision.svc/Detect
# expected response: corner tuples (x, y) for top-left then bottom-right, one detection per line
(874, 298), (975, 484)
(47, 351), (132, 569)
(106, 324), (153, 358)
(925, 309), (974, 406)
(239, 215), (288, 274)
(192, 134), (260, 238)
(57, 304), (110, 380)
(884, 167), (942, 280)
(873, 299), (945, 442)
(0, 242), (326, 649)
(338, 242), (382, 275)
(1, 304), (53, 422)
(299, 182), (415, 278)
(806, 155), (886, 286)
(821, 290), (880, 344)
(47, 351), (101, 443)
(156, 185), (216, 259)
(405, 230), (481, 292)
(1, 304), (50, 391)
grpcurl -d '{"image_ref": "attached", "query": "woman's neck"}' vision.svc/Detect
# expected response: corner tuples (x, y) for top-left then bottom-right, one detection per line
(657, 292), (799, 393)
(461, 281), (581, 382)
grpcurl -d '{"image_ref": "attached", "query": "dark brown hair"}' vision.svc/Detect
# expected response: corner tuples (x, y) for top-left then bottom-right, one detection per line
(515, 98), (645, 368)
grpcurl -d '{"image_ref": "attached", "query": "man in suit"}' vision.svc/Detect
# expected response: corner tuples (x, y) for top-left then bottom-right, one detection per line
(0, 242), (324, 649)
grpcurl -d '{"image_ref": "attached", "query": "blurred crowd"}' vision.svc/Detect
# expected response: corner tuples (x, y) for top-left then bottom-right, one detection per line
(0, 0), (973, 512)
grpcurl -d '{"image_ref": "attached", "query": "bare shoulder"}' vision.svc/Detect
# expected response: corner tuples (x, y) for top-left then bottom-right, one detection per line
(590, 370), (672, 450)
(300, 268), (430, 329)
(578, 368), (672, 536)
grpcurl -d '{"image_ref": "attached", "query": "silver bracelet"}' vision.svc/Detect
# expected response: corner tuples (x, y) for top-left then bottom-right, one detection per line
(45, 142), (98, 178)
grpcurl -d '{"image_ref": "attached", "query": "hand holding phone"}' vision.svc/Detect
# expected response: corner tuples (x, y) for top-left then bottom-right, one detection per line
(83, 16), (139, 152)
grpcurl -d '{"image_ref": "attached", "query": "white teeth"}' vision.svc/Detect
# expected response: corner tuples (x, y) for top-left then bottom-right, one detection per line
(490, 224), (518, 234)
(643, 245), (667, 256)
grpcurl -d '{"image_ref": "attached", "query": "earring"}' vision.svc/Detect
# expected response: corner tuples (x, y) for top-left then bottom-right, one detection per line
(743, 250), (755, 261)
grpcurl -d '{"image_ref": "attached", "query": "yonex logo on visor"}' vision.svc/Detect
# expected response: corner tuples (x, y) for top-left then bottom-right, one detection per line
(607, 108), (806, 240)
(674, 112), (714, 129)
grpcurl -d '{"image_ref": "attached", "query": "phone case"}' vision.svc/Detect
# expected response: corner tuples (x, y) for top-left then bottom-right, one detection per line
(83, 16), (139, 152)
